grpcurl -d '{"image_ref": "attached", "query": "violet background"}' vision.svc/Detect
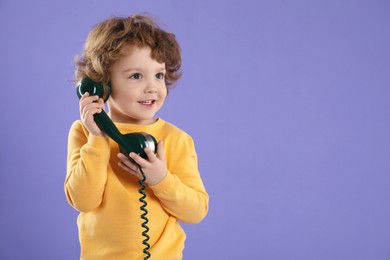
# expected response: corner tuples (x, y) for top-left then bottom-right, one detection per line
(1, 0), (389, 259)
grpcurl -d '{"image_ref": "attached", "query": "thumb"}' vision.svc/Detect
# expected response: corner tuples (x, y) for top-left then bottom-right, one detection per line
(156, 141), (165, 161)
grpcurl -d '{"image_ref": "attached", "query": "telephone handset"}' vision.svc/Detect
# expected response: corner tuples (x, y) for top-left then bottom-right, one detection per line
(76, 77), (152, 259)
(76, 77), (157, 159)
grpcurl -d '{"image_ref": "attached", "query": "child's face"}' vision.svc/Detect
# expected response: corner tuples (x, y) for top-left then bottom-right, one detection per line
(107, 47), (167, 125)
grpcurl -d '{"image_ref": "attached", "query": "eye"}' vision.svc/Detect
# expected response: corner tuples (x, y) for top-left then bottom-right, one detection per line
(130, 73), (142, 80)
(155, 72), (165, 80)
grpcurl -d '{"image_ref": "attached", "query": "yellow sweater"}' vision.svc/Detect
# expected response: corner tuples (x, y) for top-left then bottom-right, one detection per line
(65, 118), (209, 260)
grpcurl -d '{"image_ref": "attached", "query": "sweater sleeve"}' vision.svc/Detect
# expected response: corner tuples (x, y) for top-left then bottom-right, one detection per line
(149, 133), (209, 224)
(65, 121), (111, 213)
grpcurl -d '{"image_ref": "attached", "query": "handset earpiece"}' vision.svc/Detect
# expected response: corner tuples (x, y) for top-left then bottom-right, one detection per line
(76, 77), (157, 159)
(76, 77), (111, 102)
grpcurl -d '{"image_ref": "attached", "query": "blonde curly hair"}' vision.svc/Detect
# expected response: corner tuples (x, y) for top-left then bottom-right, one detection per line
(75, 14), (182, 90)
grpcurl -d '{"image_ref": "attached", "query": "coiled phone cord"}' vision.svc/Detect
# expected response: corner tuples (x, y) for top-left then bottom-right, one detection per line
(137, 165), (151, 260)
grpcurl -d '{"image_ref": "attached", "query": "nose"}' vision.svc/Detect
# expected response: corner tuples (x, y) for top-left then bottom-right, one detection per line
(144, 80), (158, 94)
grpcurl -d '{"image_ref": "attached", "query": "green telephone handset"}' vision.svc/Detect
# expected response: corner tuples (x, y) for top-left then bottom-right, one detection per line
(76, 77), (152, 259)
(76, 77), (157, 159)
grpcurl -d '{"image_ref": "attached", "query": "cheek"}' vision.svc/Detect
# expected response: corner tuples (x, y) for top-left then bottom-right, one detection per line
(124, 91), (138, 100)
(159, 94), (167, 105)
(160, 88), (168, 98)
(110, 91), (138, 108)
(116, 89), (138, 101)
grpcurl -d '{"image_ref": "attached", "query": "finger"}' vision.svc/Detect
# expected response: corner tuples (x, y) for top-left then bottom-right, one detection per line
(81, 101), (104, 117)
(80, 95), (100, 114)
(81, 92), (90, 98)
(81, 107), (102, 121)
(83, 108), (103, 121)
(118, 161), (132, 172)
(82, 101), (104, 111)
(85, 101), (104, 111)
(129, 152), (148, 168)
(117, 153), (138, 171)
(144, 147), (157, 162)
(97, 98), (105, 106)
(80, 94), (100, 106)
(118, 162), (142, 179)
(156, 141), (165, 161)
(80, 93), (99, 104)
(79, 92), (89, 113)
(118, 161), (134, 173)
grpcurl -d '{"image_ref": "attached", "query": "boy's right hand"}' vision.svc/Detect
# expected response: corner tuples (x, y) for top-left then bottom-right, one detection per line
(79, 92), (105, 137)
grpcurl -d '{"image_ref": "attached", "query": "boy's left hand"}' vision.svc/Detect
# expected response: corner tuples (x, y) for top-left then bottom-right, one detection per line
(117, 141), (167, 186)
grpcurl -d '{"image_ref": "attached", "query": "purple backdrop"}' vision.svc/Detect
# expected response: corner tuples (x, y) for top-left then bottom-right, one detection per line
(0, 0), (389, 259)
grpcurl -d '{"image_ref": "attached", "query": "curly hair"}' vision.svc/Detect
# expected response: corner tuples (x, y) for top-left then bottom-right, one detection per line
(75, 14), (182, 90)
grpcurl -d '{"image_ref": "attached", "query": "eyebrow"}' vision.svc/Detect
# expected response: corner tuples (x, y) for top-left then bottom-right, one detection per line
(122, 67), (166, 73)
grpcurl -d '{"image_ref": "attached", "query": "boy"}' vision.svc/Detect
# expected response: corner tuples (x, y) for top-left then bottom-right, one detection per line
(65, 14), (209, 260)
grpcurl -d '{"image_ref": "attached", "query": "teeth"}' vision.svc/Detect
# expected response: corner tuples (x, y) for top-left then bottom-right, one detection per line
(140, 100), (153, 105)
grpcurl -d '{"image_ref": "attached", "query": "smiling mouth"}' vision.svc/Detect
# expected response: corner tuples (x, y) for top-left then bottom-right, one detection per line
(138, 100), (155, 105)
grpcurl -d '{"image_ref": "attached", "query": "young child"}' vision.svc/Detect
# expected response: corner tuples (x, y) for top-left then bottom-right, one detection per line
(65, 14), (209, 260)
